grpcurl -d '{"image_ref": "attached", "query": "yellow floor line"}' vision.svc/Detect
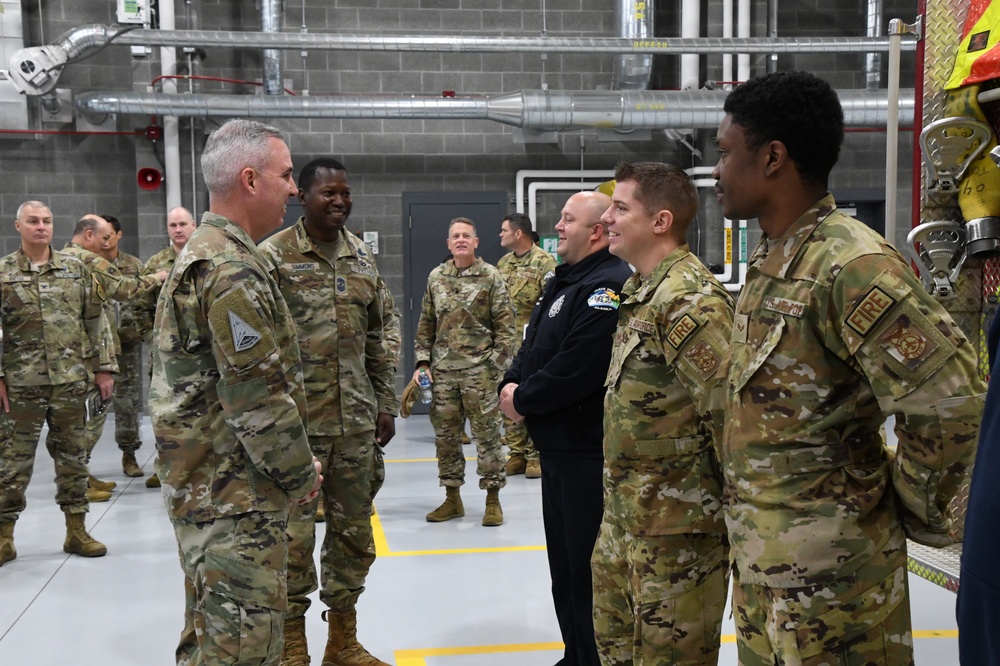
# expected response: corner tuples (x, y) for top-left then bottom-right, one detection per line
(384, 457), (476, 463)
(394, 632), (959, 664)
(371, 505), (546, 557)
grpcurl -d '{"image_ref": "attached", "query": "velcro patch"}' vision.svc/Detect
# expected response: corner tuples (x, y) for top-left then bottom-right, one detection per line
(847, 286), (896, 336)
(587, 287), (620, 311)
(684, 340), (721, 377)
(2, 275), (31, 283)
(627, 317), (655, 335)
(878, 316), (938, 370)
(287, 262), (319, 272)
(763, 295), (806, 318)
(733, 313), (749, 344)
(207, 283), (278, 371)
(666, 314), (699, 349)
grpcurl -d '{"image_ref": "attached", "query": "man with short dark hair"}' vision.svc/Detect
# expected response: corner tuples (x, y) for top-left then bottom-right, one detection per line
(415, 217), (515, 527)
(497, 212), (555, 479)
(716, 71), (984, 664)
(150, 119), (322, 664)
(500, 191), (630, 666)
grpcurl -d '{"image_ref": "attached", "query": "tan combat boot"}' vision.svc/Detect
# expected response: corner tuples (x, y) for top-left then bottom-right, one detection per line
(280, 615), (309, 666)
(145, 473), (161, 488)
(63, 513), (107, 558)
(86, 487), (112, 502)
(425, 486), (463, 522)
(505, 454), (526, 476)
(122, 452), (144, 478)
(89, 474), (117, 491)
(482, 488), (503, 527)
(321, 609), (389, 666)
(525, 458), (541, 479)
(0, 521), (16, 566)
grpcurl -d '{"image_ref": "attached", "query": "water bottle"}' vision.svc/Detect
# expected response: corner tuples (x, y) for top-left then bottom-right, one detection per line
(418, 369), (433, 404)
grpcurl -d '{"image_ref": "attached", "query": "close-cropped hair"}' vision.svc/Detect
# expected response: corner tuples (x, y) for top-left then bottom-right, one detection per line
(503, 213), (534, 236)
(201, 119), (285, 197)
(101, 214), (122, 233)
(613, 161), (698, 229)
(298, 157), (348, 191)
(73, 215), (103, 236)
(722, 71), (844, 186)
(449, 217), (477, 234)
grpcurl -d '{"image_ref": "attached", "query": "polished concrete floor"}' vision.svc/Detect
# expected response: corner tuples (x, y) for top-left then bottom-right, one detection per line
(0, 415), (962, 665)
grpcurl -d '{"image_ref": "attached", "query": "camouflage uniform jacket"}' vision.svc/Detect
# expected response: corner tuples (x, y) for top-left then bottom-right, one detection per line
(415, 257), (516, 373)
(260, 220), (400, 437)
(112, 251), (146, 347)
(149, 213), (317, 524)
(497, 244), (556, 340)
(61, 242), (160, 354)
(378, 279), (402, 371)
(724, 194), (985, 588)
(0, 247), (117, 386)
(604, 245), (733, 537)
(136, 245), (179, 342)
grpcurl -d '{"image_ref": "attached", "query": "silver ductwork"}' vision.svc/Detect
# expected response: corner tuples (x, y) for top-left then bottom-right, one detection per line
(613, 0), (653, 91)
(76, 88), (914, 131)
(261, 0), (283, 96)
(866, 0), (883, 91)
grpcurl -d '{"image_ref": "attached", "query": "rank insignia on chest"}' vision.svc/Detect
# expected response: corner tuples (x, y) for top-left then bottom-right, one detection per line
(229, 311), (262, 352)
(847, 286), (896, 336)
(666, 314), (699, 349)
(336, 276), (347, 293)
(878, 316), (937, 369)
(548, 294), (565, 318)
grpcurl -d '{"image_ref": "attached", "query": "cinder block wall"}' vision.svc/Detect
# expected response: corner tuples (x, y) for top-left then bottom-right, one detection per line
(1, 0), (917, 313)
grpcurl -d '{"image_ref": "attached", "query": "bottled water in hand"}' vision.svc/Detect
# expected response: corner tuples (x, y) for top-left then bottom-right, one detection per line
(418, 369), (433, 404)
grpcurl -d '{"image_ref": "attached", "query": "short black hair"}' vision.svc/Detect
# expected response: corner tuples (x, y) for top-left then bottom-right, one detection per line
(101, 214), (121, 233)
(502, 212), (533, 236)
(298, 157), (348, 191)
(723, 71), (844, 186)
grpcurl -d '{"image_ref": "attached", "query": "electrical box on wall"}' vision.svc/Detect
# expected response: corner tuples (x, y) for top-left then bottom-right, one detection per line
(117, 0), (149, 25)
(363, 231), (379, 255)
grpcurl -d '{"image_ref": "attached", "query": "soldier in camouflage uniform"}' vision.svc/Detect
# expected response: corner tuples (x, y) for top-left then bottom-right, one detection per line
(0, 201), (118, 566)
(136, 206), (197, 489)
(100, 214), (152, 478)
(149, 120), (321, 666)
(414, 218), (516, 526)
(260, 157), (399, 666)
(62, 215), (165, 497)
(594, 162), (733, 665)
(497, 212), (555, 479)
(714, 72), (985, 665)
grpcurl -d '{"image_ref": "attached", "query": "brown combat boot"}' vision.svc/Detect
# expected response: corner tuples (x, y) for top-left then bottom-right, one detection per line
(0, 521), (16, 566)
(280, 615), (310, 666)
(426, 486), (463, 522)
(63, 513), (107, 558)
(145, 473), (161, 488)
(482, 488), (503, 527)
(86, 487), (112, 502)
(321, 609), (389, 666)
(504, 454), (526, 476)
(525, 458), (541, 479)
(122, 452), (144, 478)
(89, 474), (117, 491)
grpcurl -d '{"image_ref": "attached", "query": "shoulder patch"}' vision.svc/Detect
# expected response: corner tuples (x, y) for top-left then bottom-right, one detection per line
(666, 314), (700, 349)
(587, 287), (620, 311)
(207, 283), (278, 370)
(847, 286), (896, 336)
(878, 315), (938, 369)
(684, 340), (722, 377)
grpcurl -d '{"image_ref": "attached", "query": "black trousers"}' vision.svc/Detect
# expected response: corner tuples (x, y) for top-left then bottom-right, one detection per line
(539, 451), (604, 666)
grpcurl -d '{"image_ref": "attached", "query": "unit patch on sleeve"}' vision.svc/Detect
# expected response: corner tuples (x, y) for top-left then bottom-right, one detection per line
(587, 287), (621, 311)
(666, 314), (700, 349)
(684, 340), (721, 377)
(846, 286), (896, 336)
(229, 311), (262, 352)
(208, 283), (278, 370)
(877, 315), (938, 370)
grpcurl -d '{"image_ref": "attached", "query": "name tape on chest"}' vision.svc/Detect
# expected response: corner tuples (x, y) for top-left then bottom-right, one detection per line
(846, 286), (896, 336)
(287, 262), (319, 272)
(762, 295), (806, 318)
(627, 317), (655, 335)
(666, 314), (700, 349)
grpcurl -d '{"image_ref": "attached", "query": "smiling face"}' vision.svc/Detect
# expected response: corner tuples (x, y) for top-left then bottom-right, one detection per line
(300, 167), (353, 243)
(712, 114), (769, 222)
(555, 193), (601, 265)
(602, 179), (652, 267)
(447, 221), (479, 267)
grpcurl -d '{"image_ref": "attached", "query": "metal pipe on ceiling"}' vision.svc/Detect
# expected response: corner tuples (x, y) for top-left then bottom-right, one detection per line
(866, 0), (884, 91)
(76, 88), (915, 130)
(612, 0), (653, 91)
(261, 0), (283, 96)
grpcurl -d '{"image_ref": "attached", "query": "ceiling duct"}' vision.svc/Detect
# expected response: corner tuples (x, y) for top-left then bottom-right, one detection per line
(613, 0), (653, 91)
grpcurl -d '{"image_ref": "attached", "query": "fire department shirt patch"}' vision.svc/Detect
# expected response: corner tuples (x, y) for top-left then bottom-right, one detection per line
(684, 340), (721, 378)
(878, 316), (938, 370)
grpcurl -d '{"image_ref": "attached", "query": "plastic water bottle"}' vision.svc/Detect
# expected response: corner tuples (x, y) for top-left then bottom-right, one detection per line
(418, 369), (433, 404)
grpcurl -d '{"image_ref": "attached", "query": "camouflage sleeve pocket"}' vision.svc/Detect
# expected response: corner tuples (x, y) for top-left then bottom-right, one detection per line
(207, 283), (278, 373)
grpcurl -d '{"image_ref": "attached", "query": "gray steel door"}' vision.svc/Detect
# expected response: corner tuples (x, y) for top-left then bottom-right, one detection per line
(402, 191), (508, 415)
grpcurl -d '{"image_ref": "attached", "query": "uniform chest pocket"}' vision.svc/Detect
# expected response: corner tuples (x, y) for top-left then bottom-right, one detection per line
(606, 329), (642, 388)
(731, 316), (785, 393)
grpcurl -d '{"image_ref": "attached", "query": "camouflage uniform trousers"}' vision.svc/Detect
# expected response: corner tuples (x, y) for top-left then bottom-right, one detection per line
(285, 430), (385, 617)
(0, 381), (91, 520)
(591, 519), (729, 666)
(113, 338), (143, 452)
(503, 340), (536, 462)
(733, 548), (914, 666)
(429, 366), (506, 490)
(173, 510), (290, 666)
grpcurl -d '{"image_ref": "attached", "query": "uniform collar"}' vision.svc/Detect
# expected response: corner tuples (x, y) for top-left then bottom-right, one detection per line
(754, 193), (838, 279)
(442, 256), (485, 276)
(16, 245), (64, 271)
(554, 246), (614, 284)
(623, 244), (690, 302)
(293, 218), (359, 261)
